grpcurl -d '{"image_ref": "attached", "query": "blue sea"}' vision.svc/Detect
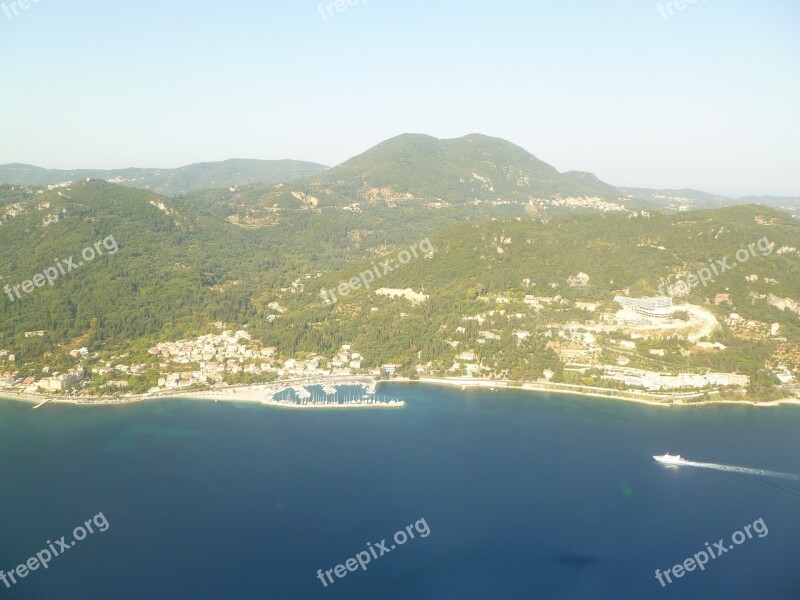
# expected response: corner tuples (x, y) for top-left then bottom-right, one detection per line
(1, 384), (798, 599)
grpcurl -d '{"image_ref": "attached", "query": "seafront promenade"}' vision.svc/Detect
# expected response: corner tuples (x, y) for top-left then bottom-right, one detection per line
(0, 375), (388, 408)
(2, 374), (799, 410)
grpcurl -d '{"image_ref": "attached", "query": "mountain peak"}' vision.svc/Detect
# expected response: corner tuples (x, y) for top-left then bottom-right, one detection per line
(321, 133), (620, 204)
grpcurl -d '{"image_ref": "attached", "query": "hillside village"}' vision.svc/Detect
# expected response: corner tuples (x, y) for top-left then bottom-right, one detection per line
(2, 287), (797, 403)
(0, 325), (389, 398)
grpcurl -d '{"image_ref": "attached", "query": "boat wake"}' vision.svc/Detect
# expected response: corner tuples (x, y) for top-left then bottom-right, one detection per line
(667, 459), (800, 481)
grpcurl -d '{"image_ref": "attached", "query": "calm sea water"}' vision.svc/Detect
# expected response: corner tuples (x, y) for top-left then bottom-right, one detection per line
(1, 384), (798, 599)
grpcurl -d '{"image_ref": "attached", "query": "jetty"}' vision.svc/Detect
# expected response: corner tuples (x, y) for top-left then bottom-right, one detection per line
(261, 396), (405, 409)
(293, 386), (312, 400)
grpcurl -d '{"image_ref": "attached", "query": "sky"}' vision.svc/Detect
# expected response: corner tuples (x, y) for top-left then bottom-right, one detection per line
(1, 0), (798, 196)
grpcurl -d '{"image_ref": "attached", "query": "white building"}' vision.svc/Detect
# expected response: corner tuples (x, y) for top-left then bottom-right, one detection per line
(614, 295), (673, 319)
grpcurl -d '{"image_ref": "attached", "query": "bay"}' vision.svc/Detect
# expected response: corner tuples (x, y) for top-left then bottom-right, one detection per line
(1, 384), (798, 599)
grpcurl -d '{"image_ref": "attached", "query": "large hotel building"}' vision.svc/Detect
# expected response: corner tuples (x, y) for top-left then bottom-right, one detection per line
(613, 296), (673, 319)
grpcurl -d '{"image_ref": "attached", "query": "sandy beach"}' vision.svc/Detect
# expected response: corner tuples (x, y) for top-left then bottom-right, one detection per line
(407, 377), (800, 409)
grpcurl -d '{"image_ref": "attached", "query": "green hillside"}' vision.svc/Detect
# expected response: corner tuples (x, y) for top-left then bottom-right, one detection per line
(1, 176), (798, 400)
(0, 159), (328, 195)
(257, 205), (799, 381)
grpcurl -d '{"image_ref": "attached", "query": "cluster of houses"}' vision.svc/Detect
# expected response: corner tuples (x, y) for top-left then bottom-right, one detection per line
(1, 325), (408, 396)
(726, 313), (782, 341)
(2, 341), (88, 393)
(600, 366), (750, 392)
(527, 196), (626, 212)
(148, 329), (280, 390)
(146, 331), (396, 391)
(0, 367), (85, 394)
(437, 292), (765, 394)
(448, 351), (484, 375)
(0, 349), (17, 389)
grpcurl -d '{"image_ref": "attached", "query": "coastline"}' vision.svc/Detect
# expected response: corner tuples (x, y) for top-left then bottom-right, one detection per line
(0, 375), (392, 410)
(1, 375), (798, 410)
(407, 377), (674, 408)
(401, 377), (800, 409)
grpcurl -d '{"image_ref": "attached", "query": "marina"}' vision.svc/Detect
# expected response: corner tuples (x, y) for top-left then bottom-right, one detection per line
(261, 396), (405, 409)
(268, 383), (405, 408)
(177, 380), (406, 410)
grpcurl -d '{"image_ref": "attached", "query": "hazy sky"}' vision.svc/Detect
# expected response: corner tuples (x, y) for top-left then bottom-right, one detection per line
(1, 0), (798, 196)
